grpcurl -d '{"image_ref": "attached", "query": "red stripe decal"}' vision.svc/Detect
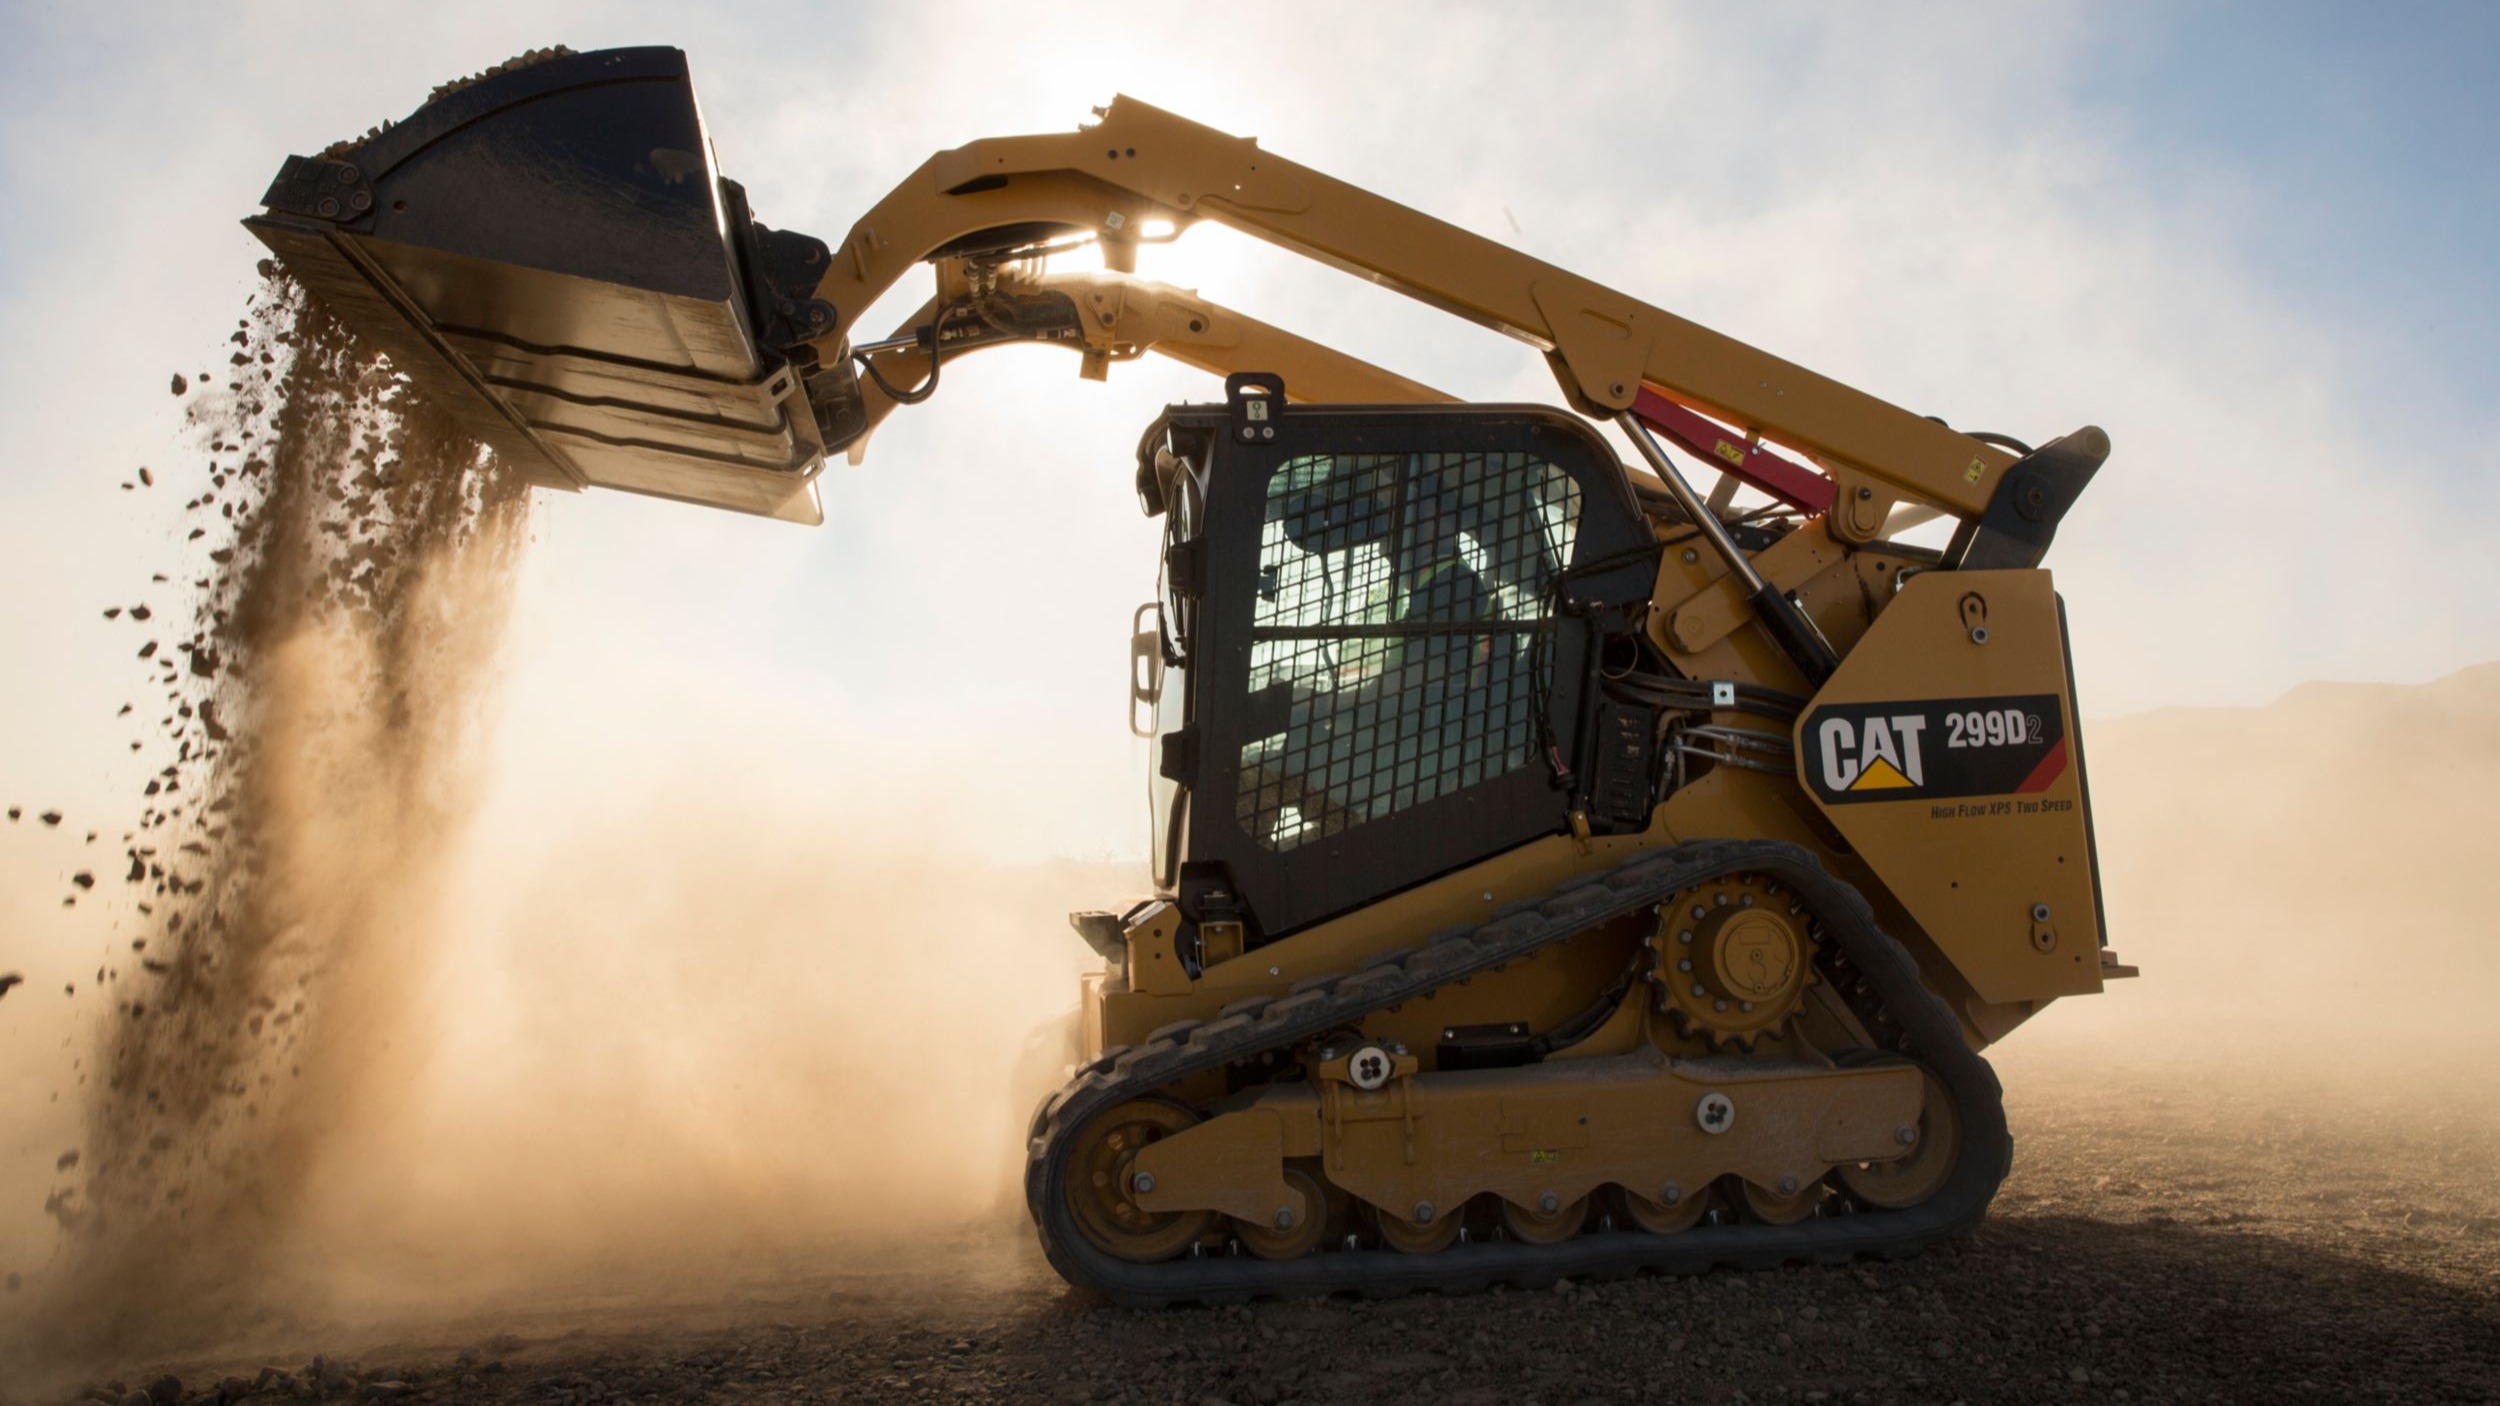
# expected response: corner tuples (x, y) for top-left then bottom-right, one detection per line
(2014, 738), (2069, 794)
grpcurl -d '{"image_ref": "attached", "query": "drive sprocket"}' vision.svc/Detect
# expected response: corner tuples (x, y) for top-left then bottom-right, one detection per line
(1649, 873), (1819, 1049)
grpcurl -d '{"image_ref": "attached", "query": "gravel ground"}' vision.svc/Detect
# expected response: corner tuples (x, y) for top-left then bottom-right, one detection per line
(38, 1047), (2500, 1406)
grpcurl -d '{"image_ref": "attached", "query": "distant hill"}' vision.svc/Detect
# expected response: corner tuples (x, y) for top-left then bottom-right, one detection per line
(2072, 661), (2500, 1038)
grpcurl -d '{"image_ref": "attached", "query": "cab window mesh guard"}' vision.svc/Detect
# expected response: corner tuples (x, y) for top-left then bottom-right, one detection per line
(1237, 450), (1581, 852)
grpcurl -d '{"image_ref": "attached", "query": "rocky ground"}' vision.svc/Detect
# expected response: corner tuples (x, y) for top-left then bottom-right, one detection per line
(35, 1045), (2500, 1406)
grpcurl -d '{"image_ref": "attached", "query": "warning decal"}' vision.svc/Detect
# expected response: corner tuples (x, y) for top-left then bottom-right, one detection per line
(1799, 694), (2068, 807)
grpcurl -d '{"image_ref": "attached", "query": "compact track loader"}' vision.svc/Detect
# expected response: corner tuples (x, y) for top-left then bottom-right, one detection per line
(247, 47), (2132, 1302)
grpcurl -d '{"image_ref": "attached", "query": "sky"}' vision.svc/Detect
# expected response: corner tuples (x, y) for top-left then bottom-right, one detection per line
(0, 0), (2496, 1312)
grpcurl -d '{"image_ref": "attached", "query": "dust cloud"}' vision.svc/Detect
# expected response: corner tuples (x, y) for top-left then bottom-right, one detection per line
(259, 781), (1119, 1329)
(1998, 660), (2500, 1106)
(0, 270), (1131, 1395)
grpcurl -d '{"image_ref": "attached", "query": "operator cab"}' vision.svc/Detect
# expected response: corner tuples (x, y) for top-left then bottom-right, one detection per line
(1136, 376), (1655, 950)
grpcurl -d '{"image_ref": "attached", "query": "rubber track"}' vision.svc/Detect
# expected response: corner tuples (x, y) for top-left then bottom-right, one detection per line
(1023, 839), (2012, 1306)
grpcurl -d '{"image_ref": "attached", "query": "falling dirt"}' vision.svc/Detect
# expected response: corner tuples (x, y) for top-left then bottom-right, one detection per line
(0, 255), (1119, 1401)
(3, 272), (530, 1383)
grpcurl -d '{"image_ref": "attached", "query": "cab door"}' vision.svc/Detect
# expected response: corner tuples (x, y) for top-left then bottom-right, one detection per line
(1168, 400), (1651, 942)
(1144, 443), (1208, 894)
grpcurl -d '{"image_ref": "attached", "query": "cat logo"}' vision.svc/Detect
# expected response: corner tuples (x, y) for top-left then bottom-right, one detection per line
(1798, 694), (2068, 807)
(1815, 714), (1928, 794)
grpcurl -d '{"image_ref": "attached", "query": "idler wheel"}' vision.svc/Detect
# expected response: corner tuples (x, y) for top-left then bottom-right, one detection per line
(1064, 1098), (1213, 1263)
(1839, 1064), (1961, 1210)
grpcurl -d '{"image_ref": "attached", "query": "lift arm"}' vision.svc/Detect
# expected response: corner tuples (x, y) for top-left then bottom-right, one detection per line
(806, 95), (2017, 537)
(843, 266), (1686, 513)
(845, 267), (1449, 447)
